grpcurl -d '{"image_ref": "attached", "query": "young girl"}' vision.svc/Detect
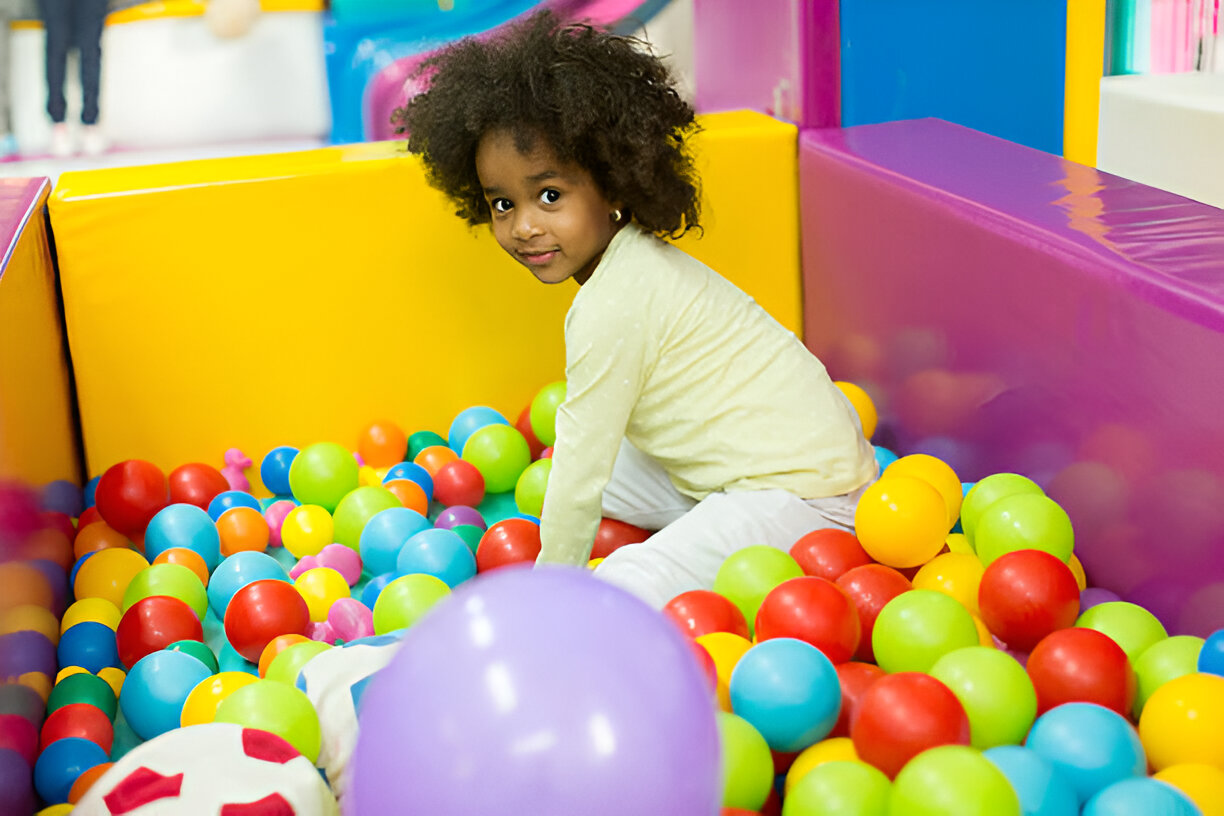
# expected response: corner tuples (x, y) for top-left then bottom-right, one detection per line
(396, 12), (877, 609)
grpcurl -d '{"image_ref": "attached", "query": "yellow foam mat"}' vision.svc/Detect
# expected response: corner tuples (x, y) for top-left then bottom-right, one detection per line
(1064, 0), (1106, 166)
(50, 110), (800, 490)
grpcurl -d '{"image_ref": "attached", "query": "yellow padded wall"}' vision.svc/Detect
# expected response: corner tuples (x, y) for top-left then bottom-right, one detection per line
(0, 180), (81, 486)
(49, 110), (800, 490)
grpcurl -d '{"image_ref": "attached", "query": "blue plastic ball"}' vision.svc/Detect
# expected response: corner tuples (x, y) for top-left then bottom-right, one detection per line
(360, 572), (397, 610)
(1082, 777), (1199, 815)
(383, 462), (434, 500)
(207, 490), (262, 521)
(1198, 628), (1224, 676)
(1025, 703), (1146, 804)
(359, 507), (432, 576)
(448, 406), (510, 457)
(33, 737), (109, 804)
(69, 552), (96, 593)
(119, 650), (212, 740)
(395, 528), (478, 588)
(260, 446), (299, 497)
(57, 621), (120, 674)
(984, 745), (1078, 816)
(145, 503), (222, 571)
(873, 445), (899, 471)
(42, 479), (83, 518)
(728, 637), (841, 752)
(206, 551), (289, 619)
(83, 475), (101, 510)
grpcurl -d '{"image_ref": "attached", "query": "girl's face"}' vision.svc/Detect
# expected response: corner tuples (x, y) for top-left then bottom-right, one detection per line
(475, 129), (623, 286)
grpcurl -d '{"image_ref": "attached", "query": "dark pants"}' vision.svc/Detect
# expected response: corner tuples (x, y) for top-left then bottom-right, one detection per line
(39, 0), (107, 125)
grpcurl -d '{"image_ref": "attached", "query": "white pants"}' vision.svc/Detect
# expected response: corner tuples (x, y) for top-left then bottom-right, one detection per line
(592, 440), (871, 609)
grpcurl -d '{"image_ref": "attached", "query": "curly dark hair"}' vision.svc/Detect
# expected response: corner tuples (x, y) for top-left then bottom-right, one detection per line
(392, 10), (701, 238)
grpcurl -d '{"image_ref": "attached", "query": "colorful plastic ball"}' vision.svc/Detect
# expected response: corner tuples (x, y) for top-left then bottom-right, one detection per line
(591, 517), (651, 559)
(1199, 629), (1224, 677)
(854, 476), (949, 568)
(883, 453), (963, 529)
(33, 736), (109, 804)
(143, 503), (221, 570)
(332, 486), (401, 551)
(872, 589), (979, 674)
(166, 639), (218, 673)
(216, 506), (270, 557)
(38, 703), (113, 754)
(429, 460), (483, 510)
(450, 524), (484, 555)
(116, 595), (203, 669)
(395, 528), (477, 588)
(513, 459), (550, 517)
(1154, 764), (1224, 815)
(316, 543), (362, 586)
(151, 547), (210, 588)
(475, 519), (542, 572)
(407, 430), (448, 461)
(1133, 635), (1206, 719)
(448, 407), (510, 459)
(293, 567), (351, 623)
(258, 633), (311, 678)
(56, 622), (119, 674)
(258, 447), (298, 497)
(663, 590), (750, 640)
(266, 640), (332, 686)
(718, 711), (773, 812)
(357, 507), (430, 577)
(121, 562), (208, 620)
(71, 547), (148, 609)
(360, 572), (396, 610)
(514, 404), (546, 459)
(983, 745), (1078, 816)
(890, 745), (1021, 816)
(789, 529), (872, 582)
(0, 712), (38, 765)
(214, 679), (321, 762)
(167, 462), (229, 510)
(372, 573), (451, 634)
(224, 579), (311, 663)
(414, 445), (459, 477)
(207, 490), (261, 522)
(913, 551), (984, 616)
(829, 662), (885, 740)
(67, 760), (113, 804)
(961, 473), (1044, 544)
(46, 673), (115, 720)
(359, 421), (408, 469)
(713, 546), (804, 637)
(978, 549), (1080, 652)
(119, 649), (213, 740)
(1083, 776), (1199, 815)
(851, 672), (969, 778)
(1027, 627), (1136, 716)
(263, 500), (296, 548)
(834, 380), (878, 440)
(328, 596), (375, 642)
(461, 424), (532, 494)
(382, 479), (429, 515)
(288, 442), (360, 513)
(754, 577), (860, 664)
(280, 504), (334, 559)
(1139, 672), (1224, 771)
(206, 550), (288, 619)
(785, 737), (860, 794)
(1, 605), (60, 649)
(1026, 702), (1146, 803)
(929, 646), (1037, 749)
(0, 747), (36, 813)
(835, 564), (913, 663)
(526, 381), (565, 448)
(784, 759), (889, 816)
(384, 461), (433, 496)
(975, 493), (1074, 566)
(72, 521), (128, 560)
(94, 460), (168, 537)
(1076, 601), (1169, 663)
(697, 632), (754, 712)
(729, 638), (841, 752)
(435, 505), (486, 531)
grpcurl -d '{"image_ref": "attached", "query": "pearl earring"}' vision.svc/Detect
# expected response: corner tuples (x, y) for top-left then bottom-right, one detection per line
(612, 209), (623, 222)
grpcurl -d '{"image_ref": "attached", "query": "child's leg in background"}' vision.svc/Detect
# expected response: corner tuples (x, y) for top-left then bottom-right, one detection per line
(74, 0), (106, 126)
(37, 0), (69, 123)
(594, 489), (858, 609)
(600, 438), (695, 531)
(0, 3), (15, 146)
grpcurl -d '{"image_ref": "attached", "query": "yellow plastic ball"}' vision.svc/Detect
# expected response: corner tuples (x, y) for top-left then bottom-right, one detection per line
(96, 666), (125, 697)
(785, 737), (859, 794)
(61, 598), (122, 634)
(854, 475), (949, 568)
(0, 605), (61, 645)
(884, 453), (963, 529)
(1067, 553), (1087, 591)
(36, 805), (76, 816)
(358, 465), (382, 488)
(913, 552), (985, 617)
(834, 381), (878, 440)
(696, 631), (753, 712)
(55, 666), (90, 685)
(1139, 672), (1224, 771)
(281, 504), (334, 559)
(945, 533), (975, 555)
(181, 671), (260, 727)
(73, 548), (150, 608)
(294, 567), (352, 623)
(587, 557), (604, 570)
(1154, 764), (1224, 816)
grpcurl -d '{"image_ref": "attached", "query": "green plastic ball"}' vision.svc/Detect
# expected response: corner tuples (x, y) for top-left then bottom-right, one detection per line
(373, 573), (451, 634)
(783, 760), (891, 816)
(1076, 601), (1169, 663)
(514, 459), (552, 517)
(462, 424), (532, 494)
(712, 546), (804, 636)
(407, 430), (448, 461)
(122, 563), (208, 620)
(889, 745), (1021, 815)
(1132, 635), (1205, 719)
(961, 473), (1043, 545)
(288, 442), (360, 512)
(332, 486), (401, 551)
(974, 492), (1074, 566)
(929, 646), (1037, 749)
(266, 641), (332, 686)
(872, 590), (980, 674)
(718, 711), (774, 811)
(451, 524), (484, 555)
(46, 672), (117, 720)
(214, 679), (321, 763)
(166, 639), (218, 674)
(529, 381), (566, 448)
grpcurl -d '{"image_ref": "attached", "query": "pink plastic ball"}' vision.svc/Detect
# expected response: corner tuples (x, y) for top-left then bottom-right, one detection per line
(289, 555), (319, 580)
(263, 500), (296, 548)
(318, 543), (362, 586)
(306, 620), (337, 643)
(328, 597), (374, 642)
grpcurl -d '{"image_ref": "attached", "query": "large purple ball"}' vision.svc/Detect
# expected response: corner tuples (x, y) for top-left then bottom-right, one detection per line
(349, 567), (720, 815)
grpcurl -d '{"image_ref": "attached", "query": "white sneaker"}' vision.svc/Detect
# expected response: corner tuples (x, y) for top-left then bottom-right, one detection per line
(50, 123), (73, 158)
(0, 133), (17, 160)
(81, 125), (107, 156)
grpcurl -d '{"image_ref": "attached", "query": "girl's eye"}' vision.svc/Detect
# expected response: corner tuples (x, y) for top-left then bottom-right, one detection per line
(540, 189), (561, 205)
(491, 198), (512, 213)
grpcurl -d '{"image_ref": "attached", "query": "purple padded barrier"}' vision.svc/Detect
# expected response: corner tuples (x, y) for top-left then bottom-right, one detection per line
(800, 119), (1224, 637)
(0, 179), (48, 271)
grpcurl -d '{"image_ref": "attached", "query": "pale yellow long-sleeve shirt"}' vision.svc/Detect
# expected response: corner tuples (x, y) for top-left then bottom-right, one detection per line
(537, 224), (876, 567)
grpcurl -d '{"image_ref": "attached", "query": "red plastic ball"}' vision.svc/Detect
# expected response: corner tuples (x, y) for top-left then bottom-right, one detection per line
(591, 518), (651, 560)
(42, 512), (78, 545)
(515, 405), (546, 461)
(1026, 627), (1136, 717)
(978, 549), (1080, 652)
(38, 703), (114, 754)
(116, 595), (203, 670)
(755, 576), (861, 663)
(78, 506), (103, 529)
(223, 579), (311, 663)
(432, 459), (486, 508)
(851, 672), (970, 778)
(94, 460), (168, 537)
(663, 589), (750, 640)
(167, 462), (230, 510)
(835, 564), (913, 662)
(829, 661), (886, 738)
(0, 713), (38, 765)
(789, 529), (873, 581)
(476, 519), (542, 572)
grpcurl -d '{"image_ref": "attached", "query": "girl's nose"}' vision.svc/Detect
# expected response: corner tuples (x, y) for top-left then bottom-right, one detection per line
(511, 211), (543, 241)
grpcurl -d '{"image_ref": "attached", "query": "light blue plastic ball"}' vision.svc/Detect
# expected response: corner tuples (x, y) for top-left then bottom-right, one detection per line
(359, 507), (432, 576)
(207, 490), (262, 521)
(728, 637), (841, 752)
(448, 406), (510, 457)
(1025, 703), (1146, 804)
(144, 503), (222, 571)
(983, 745), (1078, 816)
(383, 462), (434, 501)
(873, 445), (899, 471)
(1082, 777), (1200, 816)
(119, 649), (212, 740)
(33, 737), (109, 804)
(260, 446), (299, 497)
(206, 551), (289, 619)
(396, 528), (478, 589)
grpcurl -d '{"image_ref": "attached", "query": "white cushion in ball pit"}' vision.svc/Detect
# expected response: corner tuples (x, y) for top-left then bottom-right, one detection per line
(72, 722), (338, 816)
(295, 632), (405, 803)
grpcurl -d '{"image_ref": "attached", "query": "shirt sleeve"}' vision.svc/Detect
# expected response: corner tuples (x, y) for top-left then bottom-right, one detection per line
(537, 294), (654, 567)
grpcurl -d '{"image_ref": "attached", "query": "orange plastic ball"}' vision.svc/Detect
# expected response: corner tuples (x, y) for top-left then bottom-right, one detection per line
(358, 420), (408, 468)
(413, 445), (459, 477)
(384, 479), (430, 516)
(68, 761), (113, 803)
(73, 521), (130, 560)
(153, 547), (211, 587)
(217, 506), (269, 557)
